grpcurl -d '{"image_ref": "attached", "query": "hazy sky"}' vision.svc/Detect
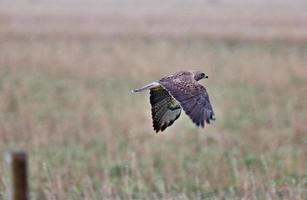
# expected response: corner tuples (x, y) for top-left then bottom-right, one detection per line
(1, 0), (306, 8)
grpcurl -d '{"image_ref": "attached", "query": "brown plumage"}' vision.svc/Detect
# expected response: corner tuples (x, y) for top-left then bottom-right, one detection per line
(150, 86), (181, 132)
(133, 70), (215, 132)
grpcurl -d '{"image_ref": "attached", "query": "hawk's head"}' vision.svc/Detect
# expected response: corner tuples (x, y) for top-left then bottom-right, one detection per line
(193, 71), (208, 81)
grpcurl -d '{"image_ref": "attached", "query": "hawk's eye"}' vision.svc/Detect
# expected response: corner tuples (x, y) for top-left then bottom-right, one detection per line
(200, 73), (205, 77)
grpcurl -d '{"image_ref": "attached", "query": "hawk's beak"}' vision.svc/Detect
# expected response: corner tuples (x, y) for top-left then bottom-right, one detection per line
(205, 75), (208, 79)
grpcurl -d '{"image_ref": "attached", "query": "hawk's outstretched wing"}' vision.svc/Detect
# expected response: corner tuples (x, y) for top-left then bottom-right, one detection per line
(150, 86), (181, 132)
(159, 73), (215, 127)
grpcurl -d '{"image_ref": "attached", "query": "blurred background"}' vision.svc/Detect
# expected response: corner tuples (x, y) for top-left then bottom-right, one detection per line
(0, 0), (306, 199)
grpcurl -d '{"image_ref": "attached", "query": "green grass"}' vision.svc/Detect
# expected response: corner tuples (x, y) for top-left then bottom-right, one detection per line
(0, 36), (306, 199)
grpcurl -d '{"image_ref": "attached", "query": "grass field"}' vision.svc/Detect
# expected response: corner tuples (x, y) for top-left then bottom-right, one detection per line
(0, 1), (307, 199)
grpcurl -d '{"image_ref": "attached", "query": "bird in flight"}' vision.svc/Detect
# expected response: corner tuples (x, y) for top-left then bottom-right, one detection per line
(132, 70), (215, 132)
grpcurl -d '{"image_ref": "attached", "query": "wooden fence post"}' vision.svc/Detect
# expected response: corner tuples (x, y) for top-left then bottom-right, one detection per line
(5, 151), (28, 200)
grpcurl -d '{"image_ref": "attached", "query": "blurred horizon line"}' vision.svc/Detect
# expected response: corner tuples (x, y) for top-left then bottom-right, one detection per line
(1, 0), (307, 42)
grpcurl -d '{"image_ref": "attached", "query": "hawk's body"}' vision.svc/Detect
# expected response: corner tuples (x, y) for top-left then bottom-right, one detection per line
(133, 70), (215, 132)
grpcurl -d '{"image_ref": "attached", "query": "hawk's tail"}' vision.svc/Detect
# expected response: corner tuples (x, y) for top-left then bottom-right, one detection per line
(131, 82), (160, 93)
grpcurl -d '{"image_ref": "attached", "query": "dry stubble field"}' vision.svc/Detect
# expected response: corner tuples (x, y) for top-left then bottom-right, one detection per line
(0, 2), (307, 199)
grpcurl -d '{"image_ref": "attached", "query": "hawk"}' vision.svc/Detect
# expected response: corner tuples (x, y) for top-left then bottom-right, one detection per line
(132, 70), (215, 132)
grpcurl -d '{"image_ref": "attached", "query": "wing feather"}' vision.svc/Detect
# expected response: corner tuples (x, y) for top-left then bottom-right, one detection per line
(150, 86), (181, 132)
(159, 73), (215, 127)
